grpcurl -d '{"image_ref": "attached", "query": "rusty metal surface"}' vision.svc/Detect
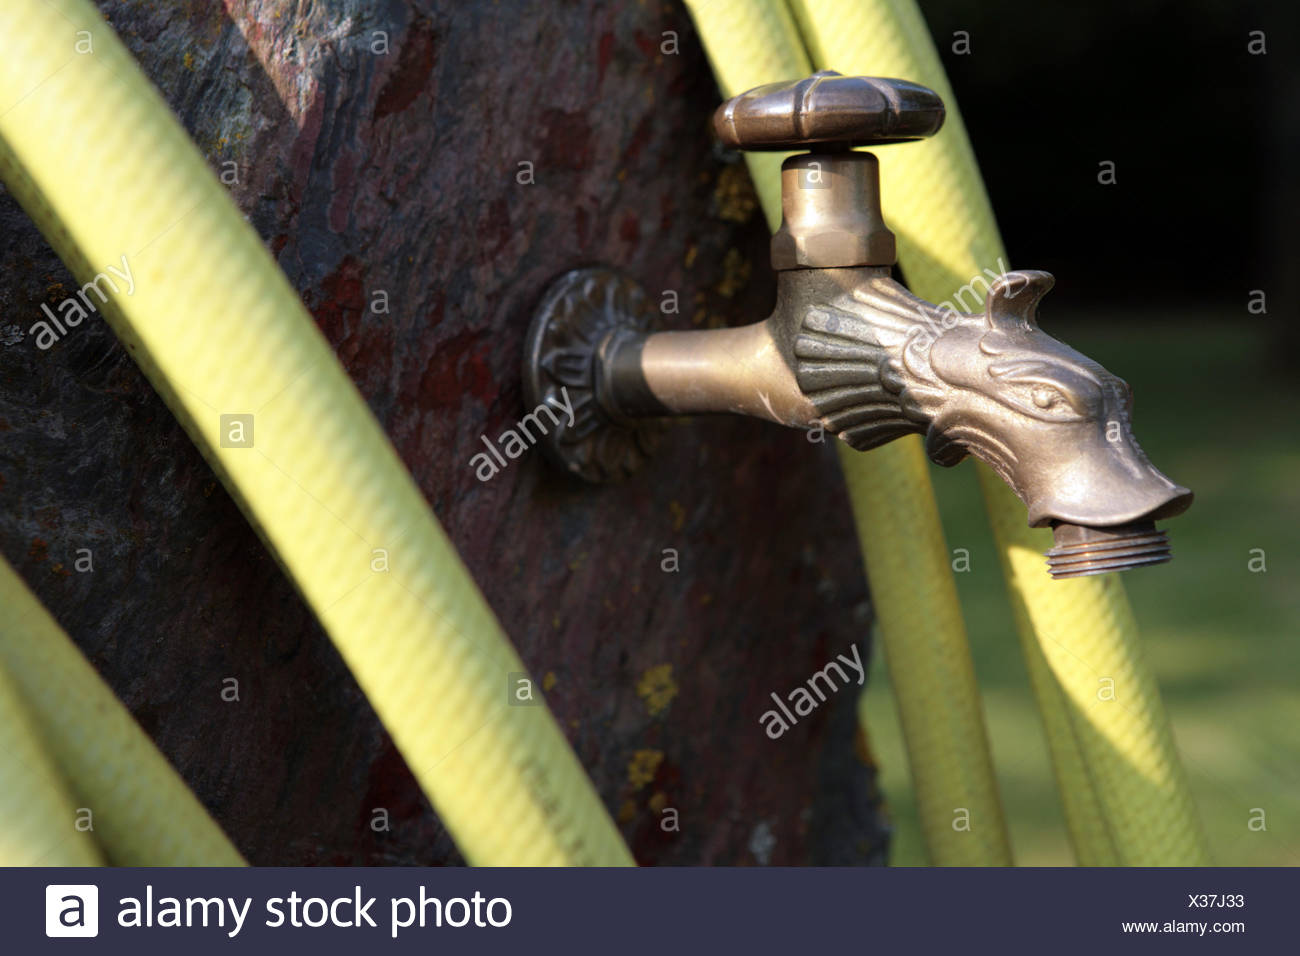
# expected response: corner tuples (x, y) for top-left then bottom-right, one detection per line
(0, 0), (883, 865)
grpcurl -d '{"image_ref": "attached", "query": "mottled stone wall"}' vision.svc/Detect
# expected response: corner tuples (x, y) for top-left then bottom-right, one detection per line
(0, 0), (885, 865)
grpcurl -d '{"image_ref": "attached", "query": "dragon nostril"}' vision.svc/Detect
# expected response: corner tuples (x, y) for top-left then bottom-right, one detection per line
(1045, 521), (1173, 579)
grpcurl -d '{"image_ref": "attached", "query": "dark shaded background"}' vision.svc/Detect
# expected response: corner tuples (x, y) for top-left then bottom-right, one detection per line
(925, 0), (1296, 325)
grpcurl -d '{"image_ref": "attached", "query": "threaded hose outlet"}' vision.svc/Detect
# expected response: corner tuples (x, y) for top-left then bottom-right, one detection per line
(1046, 521), (1172, 579)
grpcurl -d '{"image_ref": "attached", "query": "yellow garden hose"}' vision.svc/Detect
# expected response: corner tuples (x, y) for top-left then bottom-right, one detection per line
(979, 479), (1116, 866)
(0, 0), (631, 866)
(0, 659), (104, 866)
(685, 0), (812, 231)
(785, 0), (1113, 864)
(982, 472), (1208, 865)
(837, 442), (1013, 864)
(0, 554), (244, 865)
(789, 0), (1209, 865)
(686, 0), (1013, 866)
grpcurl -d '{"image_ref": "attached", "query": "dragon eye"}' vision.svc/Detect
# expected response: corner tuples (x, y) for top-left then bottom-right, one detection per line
(1032, 386), (1060, 409)
(1016, 381), (1087, 421)
(987, 358), (1100, 421)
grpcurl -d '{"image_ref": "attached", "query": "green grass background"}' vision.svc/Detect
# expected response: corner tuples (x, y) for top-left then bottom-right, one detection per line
(860, 316), (1300, 866)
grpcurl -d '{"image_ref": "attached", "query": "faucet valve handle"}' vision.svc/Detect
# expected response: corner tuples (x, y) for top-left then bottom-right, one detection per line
(716, 72), (945, 270)
(713, 71), (945, 152)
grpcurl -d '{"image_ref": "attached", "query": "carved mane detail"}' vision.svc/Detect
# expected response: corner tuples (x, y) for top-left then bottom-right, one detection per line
(793, 280), (952, 451)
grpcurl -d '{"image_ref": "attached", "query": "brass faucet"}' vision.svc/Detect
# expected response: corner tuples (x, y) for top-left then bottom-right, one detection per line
(522, 72), (1191, 578)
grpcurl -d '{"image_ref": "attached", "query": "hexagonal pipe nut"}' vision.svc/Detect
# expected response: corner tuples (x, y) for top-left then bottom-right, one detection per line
(771, 153), (896, 271)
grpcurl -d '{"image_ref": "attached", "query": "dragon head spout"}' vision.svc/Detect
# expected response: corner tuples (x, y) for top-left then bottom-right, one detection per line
(795, 269), (1191, 531)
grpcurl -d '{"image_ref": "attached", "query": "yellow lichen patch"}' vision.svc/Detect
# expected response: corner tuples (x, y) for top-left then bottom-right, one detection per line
(713, 164), (758, 223)
(627, 749), (664, 791)
(648, 791), (668, 813)
(669, 499), (685, 532)
(716, 247), (751, 299)
(636, 664), (678, 716)
(542, 671), (557, 692)
(618, 799), (637, 824)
